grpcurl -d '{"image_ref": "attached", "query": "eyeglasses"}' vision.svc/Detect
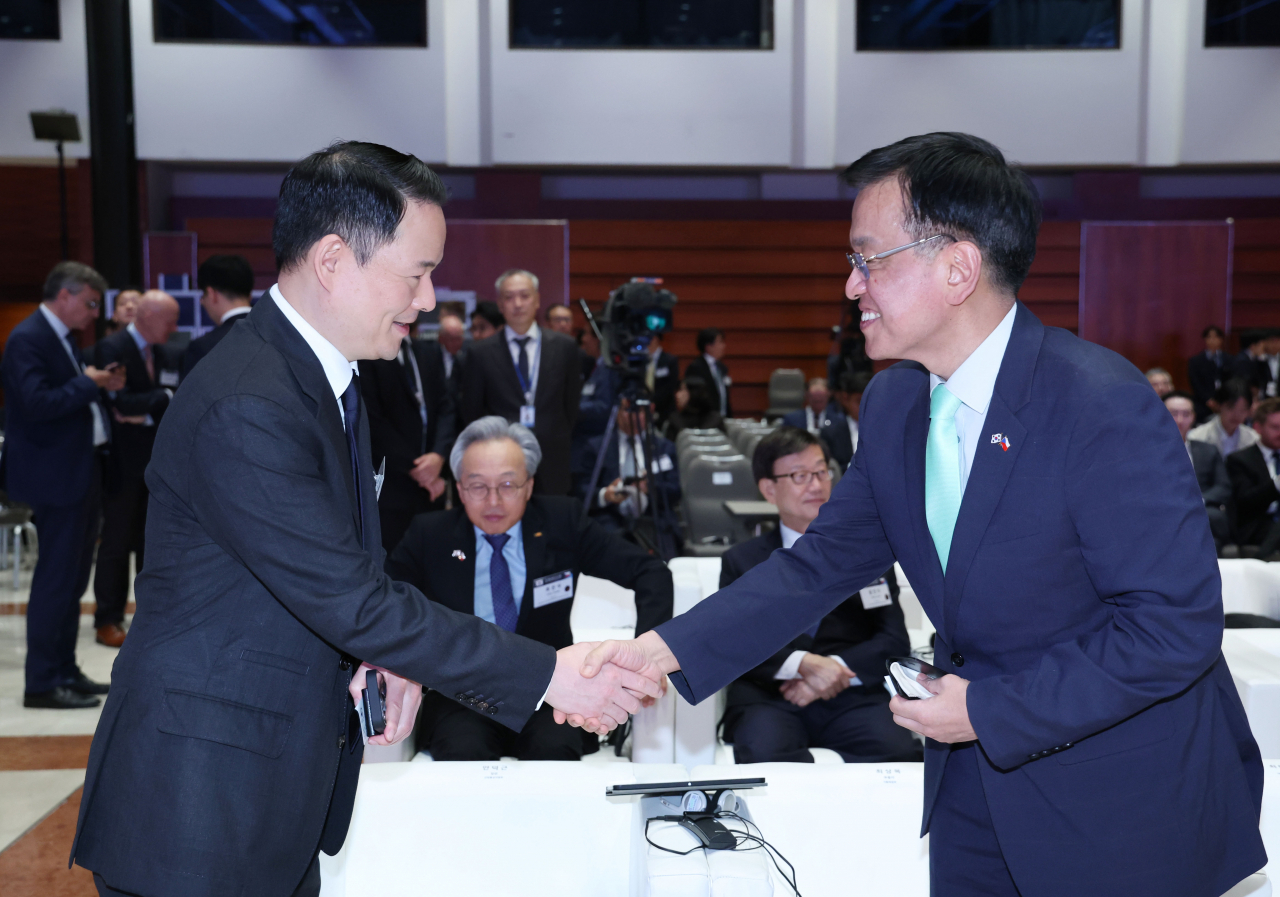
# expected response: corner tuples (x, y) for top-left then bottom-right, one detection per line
(83, 299), (100, 310)
(846, 234), (950, 283)
(460, 479), (530, 502)
(767, 468), (831, 487)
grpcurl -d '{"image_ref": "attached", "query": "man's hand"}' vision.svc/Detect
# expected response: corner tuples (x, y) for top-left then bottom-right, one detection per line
(889, 673), (975, 743)
(86, 365), (126, 391)
(797, 653), (851, 701)
(410, 452), (445, 490)
(779, 678), (820, 707)
(346, 662), (424, 747)
(112, 408), (148, 426)
(603, 478), (627, 505)
(544, 641), (664, 735)
(559, 631), (680, 732)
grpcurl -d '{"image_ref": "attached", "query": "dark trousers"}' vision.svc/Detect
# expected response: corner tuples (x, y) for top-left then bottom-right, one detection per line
(722, 687), (922, 764)
(416, 692), (585, 761)
(26, 474), (99, 693)
(1206, 506), (1232, 550)
(93, 475), (147, 627)
(929, 743), (1022, 896)
(1238, 516), (1280, 557)
(95, 855), (320, 897)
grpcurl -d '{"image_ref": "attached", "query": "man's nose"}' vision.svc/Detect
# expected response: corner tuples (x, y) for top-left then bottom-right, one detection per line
(845, 269), (865, 300)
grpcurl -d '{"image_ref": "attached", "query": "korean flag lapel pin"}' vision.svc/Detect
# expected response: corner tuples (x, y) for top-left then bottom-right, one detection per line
(451, 549), (467, 561)
(989, 433), (1011, 452)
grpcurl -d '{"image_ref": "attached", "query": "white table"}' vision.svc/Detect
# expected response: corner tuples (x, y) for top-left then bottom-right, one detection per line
(1221, 560), (1280, 619)
(1225, 630), (1280, 760)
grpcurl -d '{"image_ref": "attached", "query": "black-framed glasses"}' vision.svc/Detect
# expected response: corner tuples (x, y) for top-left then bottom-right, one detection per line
(460, 478), (530, 502)
(767, 468), (831, 487)
(846, 234), (950, 283)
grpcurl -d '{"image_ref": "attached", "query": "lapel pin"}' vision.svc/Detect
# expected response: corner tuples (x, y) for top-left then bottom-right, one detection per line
(999, 436), (1011, 451)
(534, 532), (542, 538)
(451, 549), (466, 561)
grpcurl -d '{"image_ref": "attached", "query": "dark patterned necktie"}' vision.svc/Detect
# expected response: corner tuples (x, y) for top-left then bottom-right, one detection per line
(483, 533), (519, 632)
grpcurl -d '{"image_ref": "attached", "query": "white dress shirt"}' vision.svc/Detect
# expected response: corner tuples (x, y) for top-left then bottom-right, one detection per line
(505, 323), (541, 401)
(597, 434), (649, 517)
(220, 305), (252, 325)
(928, 304), (1018, 495)
(1262, 446), (1280, 516)
(704, 353), (728, 415)
(442, 349), (456, 380)
(39, 303), (108, 446)
(270, 285), (358, 429)
(773, 522), (859, 686)
(847, 418), (859, 455)
(125, 322), (169, 427)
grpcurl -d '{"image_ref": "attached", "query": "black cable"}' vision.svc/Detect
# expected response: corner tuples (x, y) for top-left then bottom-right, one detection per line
(641, 813), (801, 896)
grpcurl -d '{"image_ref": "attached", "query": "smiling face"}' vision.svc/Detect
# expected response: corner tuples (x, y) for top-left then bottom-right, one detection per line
(758, 443), (831, 534)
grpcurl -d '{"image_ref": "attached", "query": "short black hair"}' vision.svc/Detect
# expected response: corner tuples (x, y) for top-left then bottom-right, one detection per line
(1202, 324), (1225, 340)
(696, 328), (724, 353)
(197, 254), (254, 299)
(842, 132), (1041, 296)
(752, 425), (828, 483)
(836, 371), (873, 395)
(472, 301), (505, 329)
(1241, 330), (1267, 350)
(43, 261), (107, 300)
(1162, 390), (1195, 406)
(545, 304), (572, 321)
(273, 141), (447, 273)
(1215, 378), (1254, 408)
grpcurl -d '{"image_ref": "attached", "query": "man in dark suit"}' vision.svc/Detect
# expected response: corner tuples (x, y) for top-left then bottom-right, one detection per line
(1227, 397), (1280, 558)
(181, 254), (255, 377)
(90, 290), (181, 648)
(578, 133), (1264, 897)
(720, 426), (920, 764)
(387, 415), (672, 760)
(782, 377), (839, 433)
(645, 334), (680, 423)
(1166, 391), (1233, 550)
(70, 142), (661, 897)
(1, 262), (124, 708)
(461, 270), (583, 495)
(359, 334), (456, 552)
(820, 371), (870, 471)
(1233, 330), (1273, 396)
(684, 327), (731, 417)
(437, 308), (466, 408)
(1187, 324), (1233, 422)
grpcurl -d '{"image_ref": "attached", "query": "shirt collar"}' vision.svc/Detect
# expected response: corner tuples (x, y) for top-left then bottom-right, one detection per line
(703, 353), (718, 368)
(506, 323), (540, 343)
(928, 304), (1018, 415)
(38, 303), (71, 340)
(126, 322), (148, 351)
(221, 305), (252, 323)
(270, 284), (358, 402)
(779, 522), (804, 550)
(474, 520), (523, 547)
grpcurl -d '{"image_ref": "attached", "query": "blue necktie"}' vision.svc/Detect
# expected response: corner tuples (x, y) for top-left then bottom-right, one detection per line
(484, 533), (520, 632)
(925, 384), (963, 573)
(514, 337), (531, 392)
(341, 376), (365, 548)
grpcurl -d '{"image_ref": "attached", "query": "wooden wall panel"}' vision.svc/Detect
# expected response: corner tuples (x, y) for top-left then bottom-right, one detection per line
(187, 217), (276, 289)
(1233, 219), (1280, 332)
(0, 161), (94, 304)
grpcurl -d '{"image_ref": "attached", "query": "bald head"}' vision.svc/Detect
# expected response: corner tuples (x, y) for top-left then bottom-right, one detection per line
(135, 290), (180, 345)
(438, 313), (464, 355)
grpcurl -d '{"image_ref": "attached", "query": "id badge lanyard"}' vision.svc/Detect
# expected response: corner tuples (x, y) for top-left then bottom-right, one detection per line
(512, 334), (540, 424)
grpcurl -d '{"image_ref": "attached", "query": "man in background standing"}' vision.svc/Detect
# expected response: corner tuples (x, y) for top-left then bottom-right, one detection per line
(646, 333), (680, 424)
(685, 328), (731, 417)
(182, 255), (255, 376)
(2, 262), (123, 707)
(92, 291), (181, 648)
(436, 307), (466, 425)
(1188, 325), (1232, 423)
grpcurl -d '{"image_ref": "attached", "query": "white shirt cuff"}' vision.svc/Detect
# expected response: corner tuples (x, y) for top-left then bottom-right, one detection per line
(830, 655), (861, 687)
(774, 650), (807, 680)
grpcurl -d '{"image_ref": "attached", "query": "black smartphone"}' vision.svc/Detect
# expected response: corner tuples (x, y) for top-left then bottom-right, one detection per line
(885, 655), (945, 700)
(361, 669), (387, 737)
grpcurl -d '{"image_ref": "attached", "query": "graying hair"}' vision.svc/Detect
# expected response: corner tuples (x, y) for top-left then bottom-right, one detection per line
(1145, 367), (1171, 379)
(43, 261), (108, 300)
(495, 268), (539, 294)
(808, 378), (828, 391)
(450, 415), (542, 480)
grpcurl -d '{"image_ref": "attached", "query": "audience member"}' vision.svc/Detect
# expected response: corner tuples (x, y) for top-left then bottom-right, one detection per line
(1227, 397), (1280, 559)
(92, 290), (181, 648)
(821, 371), (870, 470)
(685, 327), (732, 417)
(783, 377), (837, 434)
(1165, 391), (1232, 550)
(387, 417), (673, 760)
(437, 309), (466, 410)
(575, 399), (681, 555)
(662, 375), (725, 439)
(462, 270), (583, 494)
(646, 333), (680, 423)
(1190, 378), (1260, 458)
(1146, 367), (1174, 397)
(1267, 331), (1280, 394)
(104, 289), (140, 337)
(576, 326), (602, 380)
(1234, 330), (1272, 395)
(1188, 325), (1232, 422)
(181, 254), (255, 377)
(826, 323), (873, 390)
(719, 426), (920, 763)
(469, 300), (504, 341)
(359, 332), (457, 553)
(545, 303), (574, 336)
(2, 262), (123, 707)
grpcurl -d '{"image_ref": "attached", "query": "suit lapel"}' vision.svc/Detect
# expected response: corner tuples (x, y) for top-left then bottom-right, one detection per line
(518, 501), (548, 631)
(899, 377), (946, 634)
(37, 314), (83, 380)
(449, 511), (478, 614)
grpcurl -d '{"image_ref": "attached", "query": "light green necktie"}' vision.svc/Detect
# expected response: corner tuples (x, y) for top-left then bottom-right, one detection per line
(926, 384), (963, 573)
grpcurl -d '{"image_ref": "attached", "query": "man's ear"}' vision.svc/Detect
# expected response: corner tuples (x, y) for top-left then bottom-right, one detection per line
(312, 234), (349, 292)
(759, 477), (776, 504)
(943, 241), (983, 308)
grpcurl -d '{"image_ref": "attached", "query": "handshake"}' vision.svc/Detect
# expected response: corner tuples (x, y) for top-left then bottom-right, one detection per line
(546, 631), (681, 735)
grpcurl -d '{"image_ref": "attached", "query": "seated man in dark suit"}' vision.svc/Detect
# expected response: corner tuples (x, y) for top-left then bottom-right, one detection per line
(181, 254), (254, 377)
(388, 416), (673, 760)
(819, 371), (870, 471)
(719, 426), (920, 764)
(1165, 391), (1233, 551)
(1227, 397), (1280, 559)
(783, 377), (840, 434)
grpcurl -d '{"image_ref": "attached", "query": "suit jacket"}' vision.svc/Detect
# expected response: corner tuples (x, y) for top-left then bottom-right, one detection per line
(70, 294), (555, 897)
(818, 415), (857, 471)
(1189, 416), (1261, 458)
(1227, 444), (1279, 543)
(180, 308), (250, 377)
(782, 405), (840, 432)
(574, 429), (681, 542)
(1188, 351), (1232, 417)
(385, 495), (672, 650)
(358, 339), (457, 515)
(649, 350), (680, 420)
(0, 310), (100, 507)
(1235, 352), (1276, 396)
(93, 328), (182, 483)
(684, 355), (732, 417)
(461, 329), (583, 495)
(653, 304), (1262, 897)
(1189, 440), (1231, 508)
(719, 529), (906, 707)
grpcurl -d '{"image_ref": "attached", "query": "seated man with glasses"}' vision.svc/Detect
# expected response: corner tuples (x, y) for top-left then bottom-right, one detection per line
(387, 415), (673, 760)
(718, 426), (921, 764)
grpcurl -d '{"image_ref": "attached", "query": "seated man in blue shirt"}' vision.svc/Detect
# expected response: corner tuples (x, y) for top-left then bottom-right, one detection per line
(719, 426), (921, 763)
(387, 416), (673, 760)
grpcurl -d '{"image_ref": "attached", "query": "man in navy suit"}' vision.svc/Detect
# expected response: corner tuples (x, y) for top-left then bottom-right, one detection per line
(782, 377), (839, 434)
(573, 133), (1264, 896)
(2, 262), (125, 708)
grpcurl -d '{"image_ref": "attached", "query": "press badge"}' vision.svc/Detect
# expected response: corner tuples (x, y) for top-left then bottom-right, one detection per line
(651, 454), (674, 474)
(859, 578), (892, 610)
(159, 370), (180, 387)
(519, 405), (536, 427)
(532, 570), (574, 608)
